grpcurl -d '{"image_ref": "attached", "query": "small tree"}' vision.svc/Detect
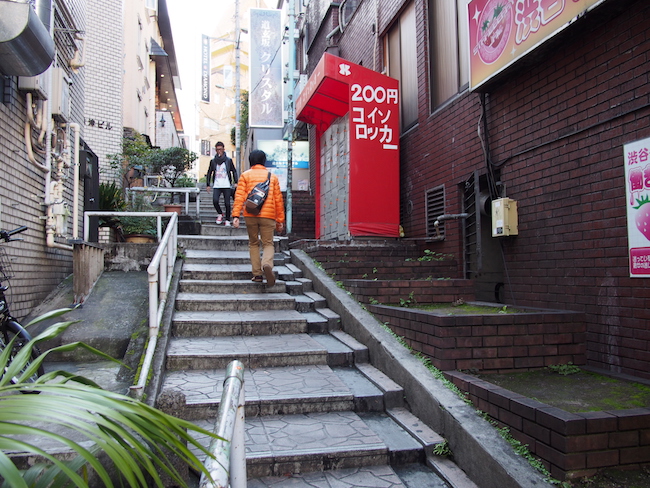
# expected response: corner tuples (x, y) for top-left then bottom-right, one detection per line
(149, 147), (198, 202)
(107, 132), (152, 189)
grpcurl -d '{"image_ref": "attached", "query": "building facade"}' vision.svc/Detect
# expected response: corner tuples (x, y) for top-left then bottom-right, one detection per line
(0, 0), (184, 319)
(298, 0), (650, 380)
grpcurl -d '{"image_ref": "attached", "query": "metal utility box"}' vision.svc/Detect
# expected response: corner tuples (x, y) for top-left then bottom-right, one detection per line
(492, 198), (518, 237)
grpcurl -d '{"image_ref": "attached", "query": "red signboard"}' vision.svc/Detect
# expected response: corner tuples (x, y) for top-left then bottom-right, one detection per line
(468, 0), (608, 90)
(296, 53), (400, 238)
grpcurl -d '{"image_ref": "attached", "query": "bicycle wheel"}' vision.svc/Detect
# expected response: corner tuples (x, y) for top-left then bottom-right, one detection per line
(0, 320), (45, 387)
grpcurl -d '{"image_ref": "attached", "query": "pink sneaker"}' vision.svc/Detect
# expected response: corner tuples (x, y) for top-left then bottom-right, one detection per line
(216, 214), (223, 224)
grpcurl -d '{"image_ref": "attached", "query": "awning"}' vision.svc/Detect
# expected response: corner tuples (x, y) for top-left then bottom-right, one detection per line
(0, 0), (54, 76)
(149, 38), (168, 57)
(296, 53), (353, 131)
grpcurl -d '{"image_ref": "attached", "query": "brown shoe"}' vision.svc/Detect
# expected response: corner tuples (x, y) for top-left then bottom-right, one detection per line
(263, 264), (275, 287)
(251, 275), (263, 282)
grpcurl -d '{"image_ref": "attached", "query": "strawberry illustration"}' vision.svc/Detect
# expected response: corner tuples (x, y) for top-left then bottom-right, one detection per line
(634, 195), (650, 240)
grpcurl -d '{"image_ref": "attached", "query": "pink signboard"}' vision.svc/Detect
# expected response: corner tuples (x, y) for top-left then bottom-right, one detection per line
(624, 137), (650, 277)
(468, 0), (607, 90)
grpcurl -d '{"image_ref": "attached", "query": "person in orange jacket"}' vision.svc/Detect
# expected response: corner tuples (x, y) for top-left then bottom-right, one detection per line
(232, 149), (285, 286)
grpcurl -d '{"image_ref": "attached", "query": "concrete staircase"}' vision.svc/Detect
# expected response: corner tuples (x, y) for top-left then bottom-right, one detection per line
(158, 222), (478, 487)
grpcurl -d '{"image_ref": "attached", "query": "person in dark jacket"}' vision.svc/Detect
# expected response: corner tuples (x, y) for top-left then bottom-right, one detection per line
(205, 141), (238, 225)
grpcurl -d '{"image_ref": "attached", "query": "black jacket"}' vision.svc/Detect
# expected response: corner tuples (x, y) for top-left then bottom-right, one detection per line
(206, 155), (237, 188)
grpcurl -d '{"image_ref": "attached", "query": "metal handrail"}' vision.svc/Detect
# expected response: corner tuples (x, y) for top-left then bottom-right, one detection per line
(83, 211), (178, 399)
(127, 186), (201, 217)
(200, 360), (247, 488)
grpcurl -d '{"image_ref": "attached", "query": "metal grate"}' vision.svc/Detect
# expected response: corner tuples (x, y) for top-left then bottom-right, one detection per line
(425, 185), (445, 240)
(0, 248), (14, 282)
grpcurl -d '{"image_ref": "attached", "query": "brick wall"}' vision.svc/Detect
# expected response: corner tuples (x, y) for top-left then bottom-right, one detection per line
(347, 279), (474, 307)
(302, 0), (650, 380)
(0, 0), (92, 320)
(370, 305), (585, 372)
(445, 371), (650, 480)
(288, 190), (315, 239)
(85, 0), (124, 182)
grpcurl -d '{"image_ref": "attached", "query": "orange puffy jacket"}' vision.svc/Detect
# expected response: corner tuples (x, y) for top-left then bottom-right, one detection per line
(232, 165), (285, 222)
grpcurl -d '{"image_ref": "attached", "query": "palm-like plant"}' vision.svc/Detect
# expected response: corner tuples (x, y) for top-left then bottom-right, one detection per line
(0, 310), (219, 487)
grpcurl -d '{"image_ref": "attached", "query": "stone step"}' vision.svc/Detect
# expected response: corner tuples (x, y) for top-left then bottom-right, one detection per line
(161, 364), (357, 419)
(300, 312), (331, 334)
(178, 279), (286, 294)
(165, 333), (328, 370)
(172, 310), (307, 337)
(183, 249), (290, 267)
(174, 292), (295, 312)
(179, 235), (288, 252)
(200, 224), (248, 236)
(162, 364), (392, 420)
(191, 411), (425, 478)
(184, 249), (251, 264)
(246, 465), (414, 488)
(284, 277), (314, 295)
(311, 333), (365, 367)
(182, 263), (277, 281)
(294, 292), (327, 313)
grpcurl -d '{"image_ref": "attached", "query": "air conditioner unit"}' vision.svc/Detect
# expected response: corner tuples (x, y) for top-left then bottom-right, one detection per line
(18, 71), (49, 99)
(50, 67), (71, 122)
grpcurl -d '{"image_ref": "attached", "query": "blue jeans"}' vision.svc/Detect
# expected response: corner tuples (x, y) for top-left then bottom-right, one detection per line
(212, 187), (233, 220)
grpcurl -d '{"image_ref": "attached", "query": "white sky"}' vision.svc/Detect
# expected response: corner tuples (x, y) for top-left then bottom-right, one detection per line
(166, 0), (224, 151)
(167, 0), (277, 152)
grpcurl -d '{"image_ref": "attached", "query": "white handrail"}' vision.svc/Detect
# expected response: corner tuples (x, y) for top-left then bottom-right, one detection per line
(200, 360), (247, 488)
(127, 186), (201, 217)
(83, 211), (178, 399)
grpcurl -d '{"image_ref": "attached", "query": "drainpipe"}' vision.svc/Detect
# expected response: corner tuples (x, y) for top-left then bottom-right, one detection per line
(45, 122), (76, 251)
(24, 92), (50, 173)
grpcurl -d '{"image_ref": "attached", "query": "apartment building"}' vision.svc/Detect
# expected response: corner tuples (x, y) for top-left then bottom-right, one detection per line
(0, 0), (182, 318)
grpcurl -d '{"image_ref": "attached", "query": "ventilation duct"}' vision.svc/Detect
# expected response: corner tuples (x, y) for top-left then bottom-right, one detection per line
(0, 0), (54, 76)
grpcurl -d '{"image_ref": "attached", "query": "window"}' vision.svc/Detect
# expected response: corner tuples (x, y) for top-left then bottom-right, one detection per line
(429, 0), (469, 108)
(340, 0), (361, 30)
(385, 2), (417, 131)
(426, 185), (445, 240)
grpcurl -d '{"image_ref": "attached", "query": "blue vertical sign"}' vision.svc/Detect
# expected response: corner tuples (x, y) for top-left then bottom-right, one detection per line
(201, 34), (210, 103)
(250, 9), (283, 127)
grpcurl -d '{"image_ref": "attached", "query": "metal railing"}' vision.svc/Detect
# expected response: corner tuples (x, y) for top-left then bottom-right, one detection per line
(127, 186), (202, 217)
(83, 211), (178, 399)
(200, 360), (247, 488)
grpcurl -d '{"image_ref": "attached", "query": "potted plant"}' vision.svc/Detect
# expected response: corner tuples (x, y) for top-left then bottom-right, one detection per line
(119, 193), (158, 243)
(120, 216), (158, 242)
(98, 181), (127, 242)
